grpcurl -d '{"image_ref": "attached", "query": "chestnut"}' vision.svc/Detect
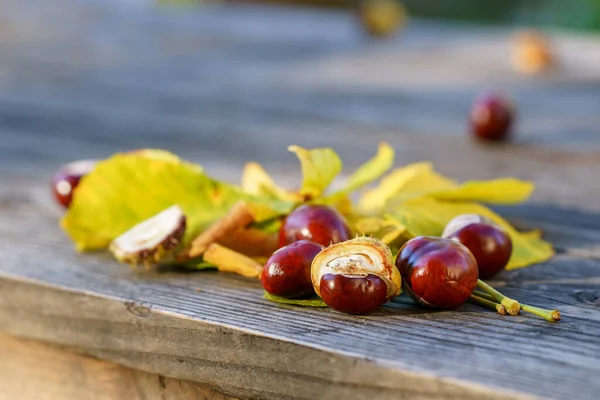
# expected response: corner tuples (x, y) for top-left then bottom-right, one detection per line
(469, 92), (515, 142)
(395, 236), (478, 310)
(278, 204), (352, 248)
(442, 214), (513, 279)
(51, 160), (97, 208)
(311, 236), (401, 314)
(261, 240), (324, 298)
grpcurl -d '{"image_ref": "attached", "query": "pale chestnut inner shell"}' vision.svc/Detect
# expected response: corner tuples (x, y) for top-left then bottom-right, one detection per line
(442, 213), (491, 238)
(112, 205), (183, 256)
(312, 244), (398, 298)
(319, 253), (381, 278)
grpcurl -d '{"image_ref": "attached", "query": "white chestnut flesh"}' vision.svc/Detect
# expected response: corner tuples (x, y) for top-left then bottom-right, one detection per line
(311, 236), (401, 314)
(110, 205), (186, 266)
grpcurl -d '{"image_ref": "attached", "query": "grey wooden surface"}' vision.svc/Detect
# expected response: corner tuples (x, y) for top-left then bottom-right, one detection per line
(1, 1), (600, 399)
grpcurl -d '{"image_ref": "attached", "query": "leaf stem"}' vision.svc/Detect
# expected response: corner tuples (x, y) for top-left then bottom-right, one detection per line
(476, 280), (520, 316)
(521, 304), (562, 323)
(474, 291), (561, 323)
(468, 294), (507, 315)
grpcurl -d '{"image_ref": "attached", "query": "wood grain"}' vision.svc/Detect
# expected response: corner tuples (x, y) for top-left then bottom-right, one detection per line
(1, 192), (600, 399)
(0, 1), (600, 212)
(1, 2), (600, 399)
(0, 333), (238, 400)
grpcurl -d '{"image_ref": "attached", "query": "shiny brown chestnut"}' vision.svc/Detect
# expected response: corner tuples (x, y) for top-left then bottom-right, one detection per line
(261, 240), (324, 298)
(442, 214), (513, 279)
(278, 204), (352, 248)
(311, 237), (401, 314)
(395, 236), (478, 310)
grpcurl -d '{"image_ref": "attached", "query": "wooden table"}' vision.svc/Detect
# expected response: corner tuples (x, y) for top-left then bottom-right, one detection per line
(1, 1), (600, 399)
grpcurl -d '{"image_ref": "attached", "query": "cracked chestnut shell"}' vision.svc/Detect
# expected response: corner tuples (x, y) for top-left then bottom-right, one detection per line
(109, 205), (186, 266)
(395, 236), (478, 310)
(311, 236), (401, 314)
(442, 214), (513, 279)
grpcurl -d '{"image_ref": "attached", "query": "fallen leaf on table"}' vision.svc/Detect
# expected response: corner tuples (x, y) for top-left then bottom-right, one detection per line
(288, 145), (342, 200)
(61, 143), (554, 275)
(61, 150), (290, 251)
(263, 292), (328, 308)
(328, 142), (395, 198)
(241, 161), (299, 202)
(203, 243), (263, 278)
(385, 197), (554, 269)
(358, 162), (441, 215)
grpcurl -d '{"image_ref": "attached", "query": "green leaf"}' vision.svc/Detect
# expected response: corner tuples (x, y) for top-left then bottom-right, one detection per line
(263, 292), (328, 307)
(184, 261), (216, 271)
(331, 142), (395, 197)
(288, 145), (342, 199)
(61, 151), (288, 252)
(386, 197), (554, 270)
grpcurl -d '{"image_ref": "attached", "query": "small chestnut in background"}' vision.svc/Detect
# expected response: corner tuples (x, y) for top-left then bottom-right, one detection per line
(51, 160), (97, 208)
(261, 240), (324, 298)
(469, 92), (515, 142)
(443, 214), (513, 279)
(311, 237), (401, 315)
(278, 204), (352, 248)
(395, 236), (478, 310)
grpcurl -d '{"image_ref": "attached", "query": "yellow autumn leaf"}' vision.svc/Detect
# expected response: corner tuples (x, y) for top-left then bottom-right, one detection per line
(362, 162), (535, 214)
(241, 162), (299, 203)
(358, 162), (451, 215)
(203, 243), (263, 278)
(321, 142), (394, 216)
(61, 151), (290, 252)
(386, 197), (554, 269)
(429, 178), (534, 205)
(129, 148), (184, 163)
(288, 145), (342, 199)
(352, 215), (407, 247)
(333, 142), (395, 196)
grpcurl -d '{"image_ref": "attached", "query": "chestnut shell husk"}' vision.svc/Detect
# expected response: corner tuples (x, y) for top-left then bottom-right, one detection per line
(109, 205), (187, 266)
(310, 236), (401, 300)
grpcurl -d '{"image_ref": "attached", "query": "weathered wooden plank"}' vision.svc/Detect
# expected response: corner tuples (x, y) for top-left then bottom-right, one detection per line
(1, 190), (600, 399)
(1, 3), (600, 180)
(1, 2), (600, 399)
(1, 3), (599, 216)
(497, 205), (600, 259)
(0, 278), (529, 400)
(0, 333), (238, 400)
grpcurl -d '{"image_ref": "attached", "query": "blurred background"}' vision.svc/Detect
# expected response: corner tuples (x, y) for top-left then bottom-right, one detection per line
(1, 0), (600, 209)
(222, 0), (600, 31)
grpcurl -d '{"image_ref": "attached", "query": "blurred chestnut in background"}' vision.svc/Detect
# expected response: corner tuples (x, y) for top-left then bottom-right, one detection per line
(51, 160), (97, 208)
(470, 92), (515, 142)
